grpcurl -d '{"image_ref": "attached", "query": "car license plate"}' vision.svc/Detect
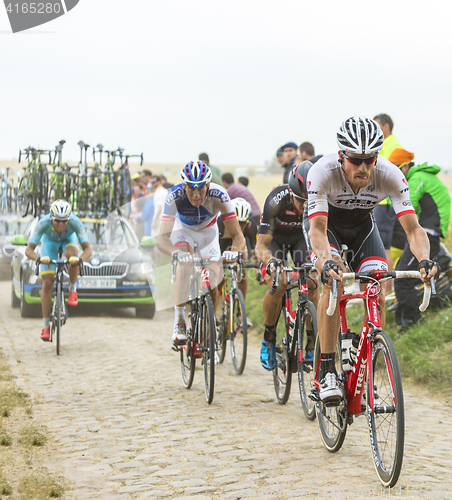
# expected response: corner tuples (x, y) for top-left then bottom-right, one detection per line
(78, 279), (116, 289)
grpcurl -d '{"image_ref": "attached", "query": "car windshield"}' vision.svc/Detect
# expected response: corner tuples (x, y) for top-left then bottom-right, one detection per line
(83, 220), (136, 246)
(0, 220), (31, 236)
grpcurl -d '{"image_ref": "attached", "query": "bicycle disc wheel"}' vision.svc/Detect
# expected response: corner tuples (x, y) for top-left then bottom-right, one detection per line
(230, 289), (247, 375)
(217, 288), (228, 364)
(202, 294), (216, 404)
(368, 331), (404, 487)
(273, 306), (292, 405)
(180, 338), (195, 389)
(297, 301), (317, 421)
(314, 335), (347, 452)
(55, 282), (62, 356)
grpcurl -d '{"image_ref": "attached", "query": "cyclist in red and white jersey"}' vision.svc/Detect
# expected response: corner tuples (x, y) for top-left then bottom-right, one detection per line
(305, 116), (438, 404)
(157, 161), (245, 348)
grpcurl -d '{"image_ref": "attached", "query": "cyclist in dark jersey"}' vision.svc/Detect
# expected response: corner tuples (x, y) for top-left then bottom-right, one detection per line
(256, 161), (319, 370)
(218, 198), (259, 326)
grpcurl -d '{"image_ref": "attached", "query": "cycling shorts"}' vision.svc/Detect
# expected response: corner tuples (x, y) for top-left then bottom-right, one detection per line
(170, 218), (221, 258)
(40, 233), (79, 274)
(268, 231), (309, 267)
(303, 213), (388, 273)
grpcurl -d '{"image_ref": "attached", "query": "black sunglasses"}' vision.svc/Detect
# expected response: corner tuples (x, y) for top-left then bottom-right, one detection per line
(343, 154), (378, 166)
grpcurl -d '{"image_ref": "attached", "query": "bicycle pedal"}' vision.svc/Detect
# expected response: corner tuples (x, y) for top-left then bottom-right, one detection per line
(171, 345), (180, 352)
(308, 390), (320, 402)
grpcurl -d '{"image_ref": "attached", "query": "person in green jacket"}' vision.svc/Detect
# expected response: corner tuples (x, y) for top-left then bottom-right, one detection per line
(392, 148), (451, 330)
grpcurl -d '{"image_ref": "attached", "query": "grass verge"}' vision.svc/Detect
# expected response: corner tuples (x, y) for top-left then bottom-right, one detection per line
(0, 350), (66, 498)
(244, 265), (452, 393)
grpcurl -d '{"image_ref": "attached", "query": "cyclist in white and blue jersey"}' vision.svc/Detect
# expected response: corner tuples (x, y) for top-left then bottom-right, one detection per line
(157, 161), (246, 346)
(25, 200), (92, 341)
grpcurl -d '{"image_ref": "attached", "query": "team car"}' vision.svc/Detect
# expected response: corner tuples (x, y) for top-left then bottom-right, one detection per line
(10, 214), (156, 318)
(0, 216), (33, 278)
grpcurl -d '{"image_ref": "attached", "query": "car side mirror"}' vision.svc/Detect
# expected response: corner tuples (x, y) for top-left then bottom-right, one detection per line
(10, 234), (27, 246)
(140, 236), (156, 248)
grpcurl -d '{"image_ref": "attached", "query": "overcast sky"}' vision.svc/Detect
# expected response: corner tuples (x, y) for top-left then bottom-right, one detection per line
(1, 0), (451, 168)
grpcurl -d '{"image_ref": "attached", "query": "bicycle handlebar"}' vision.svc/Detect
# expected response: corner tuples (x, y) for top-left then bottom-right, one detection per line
(36, 259), (84, 276)
(326, 270), (435, 316)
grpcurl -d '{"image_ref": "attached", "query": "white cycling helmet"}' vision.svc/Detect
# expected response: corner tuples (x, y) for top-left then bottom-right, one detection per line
(50, 199), (72, 220)
(337, 115), (384, 155)
(180, 161), (212, 187)
(232, 198), (252, 222)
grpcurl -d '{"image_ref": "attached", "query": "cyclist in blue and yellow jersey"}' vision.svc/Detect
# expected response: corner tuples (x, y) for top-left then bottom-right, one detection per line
(25, 200), (92, 341)
(157, 161), (245, 348)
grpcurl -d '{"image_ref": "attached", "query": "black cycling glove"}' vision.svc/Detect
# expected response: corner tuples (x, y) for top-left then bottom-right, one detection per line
(417, 259), (440, 276)
(321, 260), (340, 285)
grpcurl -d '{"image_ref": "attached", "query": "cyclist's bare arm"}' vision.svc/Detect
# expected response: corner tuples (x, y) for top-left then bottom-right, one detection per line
(79, 241), (92, 262)
(308, 215), (342, 280)
(25, 242), (39, 261)
(398, 213), (437, 282)
(255, 233), (273, 266)
(223, 217), (246, 253)
(156, 219), (179, 256)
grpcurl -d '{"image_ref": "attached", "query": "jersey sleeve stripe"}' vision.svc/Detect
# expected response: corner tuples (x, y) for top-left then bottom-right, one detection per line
(161, 215), (176, 222)
(308, 211), (328, 220)
(222, 212), (236, 221)
(396, 209), (416, 218)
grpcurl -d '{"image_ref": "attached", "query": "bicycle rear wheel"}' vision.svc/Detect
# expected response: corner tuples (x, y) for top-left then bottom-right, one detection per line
(55, 282), (62, 355)
(314, 335), (347, 452)
(368, 331), (404, 487)
(230, 289), (247, 375)
(202, 294), (216, 404)
(297, 301), (317, 421)
(273, 306), (292, 405)
(18, 176), (30, 217)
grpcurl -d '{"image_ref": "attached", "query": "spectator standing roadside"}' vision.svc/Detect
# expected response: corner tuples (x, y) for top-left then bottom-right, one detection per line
(151, 176), (168, 263)
(276, 147), (287, 167)
(140, 169), (153, 189)
(238, 176), (249, 187)
(199, 153), (224, 186)
(141, 182), (156, 236)
(297, 142), (323, 164)
(131, 183), (146, 240)
(393, 147), (451, 330)
(372, 114), (404, 276)
(221, 173), (261, 226)
(281, 142), (298, 184)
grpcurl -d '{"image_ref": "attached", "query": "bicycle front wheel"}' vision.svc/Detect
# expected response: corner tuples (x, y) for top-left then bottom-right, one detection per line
(217, 288), (228, 364)
(297, 301), (317, 421)
(180, 339), (195, 389)
(202, 294), (216, 404)
(273, 307), (292, 404)
(230, 289), (247, 375)
(368, 331), (404, 487)
(55, 282), (62, 356)
(314, 335), (347, 452)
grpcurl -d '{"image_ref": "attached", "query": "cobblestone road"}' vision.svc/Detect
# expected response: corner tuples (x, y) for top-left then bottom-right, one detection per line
(1, 281), (451, 500)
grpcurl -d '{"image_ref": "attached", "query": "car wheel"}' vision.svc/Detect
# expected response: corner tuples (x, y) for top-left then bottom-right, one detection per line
(11, 278), (20, 308)
(20, 274), (37, 318)
(135, 302), (156, 319)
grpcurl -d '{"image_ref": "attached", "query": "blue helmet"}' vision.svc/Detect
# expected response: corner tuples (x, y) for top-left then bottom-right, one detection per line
(180, 161), (212, 187)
